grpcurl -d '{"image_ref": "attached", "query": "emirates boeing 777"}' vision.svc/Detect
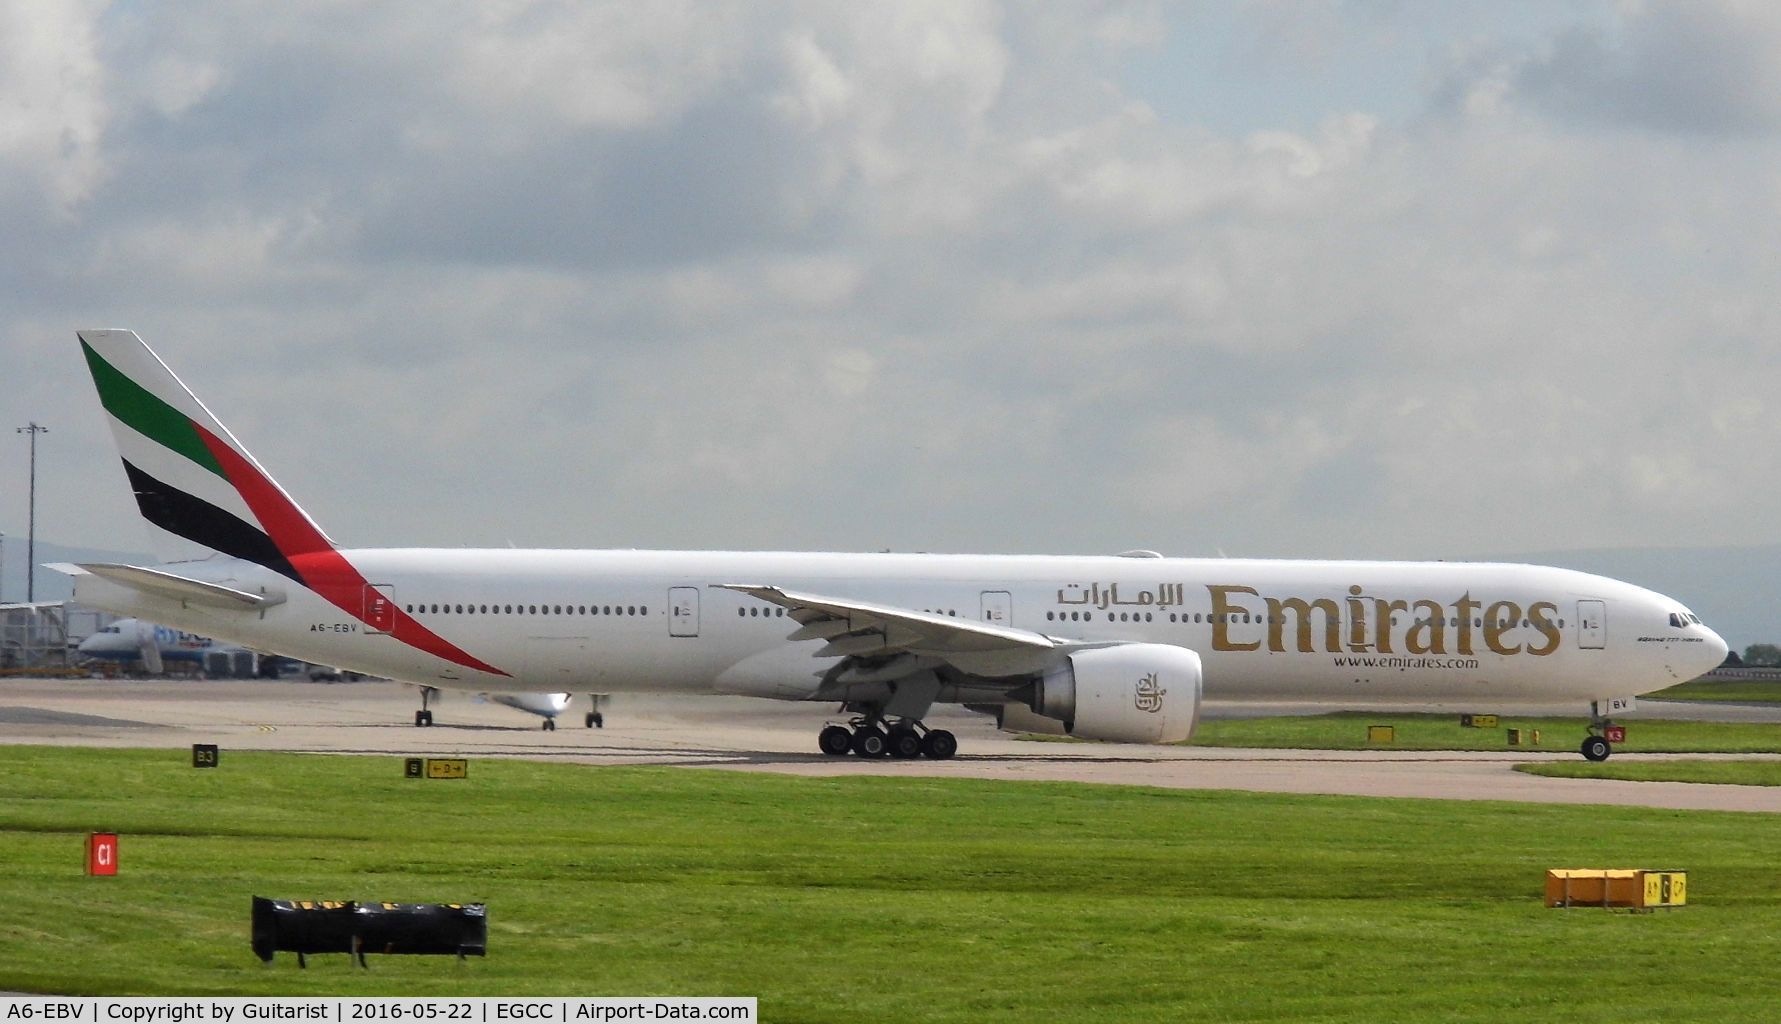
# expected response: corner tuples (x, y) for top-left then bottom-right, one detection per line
(57, 330), (1727, 762)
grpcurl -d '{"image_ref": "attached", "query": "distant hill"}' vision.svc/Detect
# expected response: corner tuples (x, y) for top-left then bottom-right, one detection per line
(1495, 544), (1780, 652)
(0, 538), (151, 604)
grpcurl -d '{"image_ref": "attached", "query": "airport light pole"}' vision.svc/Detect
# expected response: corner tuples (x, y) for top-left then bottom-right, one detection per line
(17, 423), (46, 603)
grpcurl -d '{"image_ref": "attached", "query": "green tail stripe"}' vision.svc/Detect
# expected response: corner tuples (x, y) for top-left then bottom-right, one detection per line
(81, 340), (226, 479)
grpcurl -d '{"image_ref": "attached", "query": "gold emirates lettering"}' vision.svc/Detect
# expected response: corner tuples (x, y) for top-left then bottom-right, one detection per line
(1208, 585), (1561, 657)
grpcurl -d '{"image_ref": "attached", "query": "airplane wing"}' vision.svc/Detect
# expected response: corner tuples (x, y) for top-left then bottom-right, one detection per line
(717, 584), (1063, 679)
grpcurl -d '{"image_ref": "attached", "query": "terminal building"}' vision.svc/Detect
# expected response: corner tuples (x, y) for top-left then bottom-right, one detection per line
(0, 602), (113, 673)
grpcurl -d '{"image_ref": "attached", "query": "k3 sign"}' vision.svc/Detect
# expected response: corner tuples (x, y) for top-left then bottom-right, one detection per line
(86, 832), (119, 876)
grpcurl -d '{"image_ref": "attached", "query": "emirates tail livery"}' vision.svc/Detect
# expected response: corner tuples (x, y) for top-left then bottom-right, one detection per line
(59, 329), (1727, 762)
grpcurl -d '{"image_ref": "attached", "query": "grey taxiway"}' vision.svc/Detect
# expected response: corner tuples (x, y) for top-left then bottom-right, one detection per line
(3, 677), (1779, 813)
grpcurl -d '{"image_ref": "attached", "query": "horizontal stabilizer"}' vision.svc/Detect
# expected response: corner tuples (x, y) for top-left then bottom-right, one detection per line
(67, 562), (286, 610)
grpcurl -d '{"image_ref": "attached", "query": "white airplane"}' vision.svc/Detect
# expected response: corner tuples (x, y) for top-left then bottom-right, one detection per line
(404, 684), (579, 730)
(483, 690), (574, 729)
(77, 617), (246, 674)
(55, 330), (1728, 762)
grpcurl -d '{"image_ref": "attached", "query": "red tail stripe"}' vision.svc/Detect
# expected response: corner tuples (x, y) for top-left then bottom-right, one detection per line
(195, 426), (509, 677)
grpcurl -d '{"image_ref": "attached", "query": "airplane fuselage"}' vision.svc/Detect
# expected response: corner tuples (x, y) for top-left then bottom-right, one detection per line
(71, 549), (1723, 709)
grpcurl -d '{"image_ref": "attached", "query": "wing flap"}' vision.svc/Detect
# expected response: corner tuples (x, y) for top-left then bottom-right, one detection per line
(719, 584), (1060, 677)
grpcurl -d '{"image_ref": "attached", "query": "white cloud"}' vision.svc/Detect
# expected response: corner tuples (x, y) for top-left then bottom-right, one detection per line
(4, 1), (1781, 566)
(0, 0), (108, 209)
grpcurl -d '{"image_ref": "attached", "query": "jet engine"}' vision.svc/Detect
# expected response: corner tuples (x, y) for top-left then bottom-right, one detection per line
(1007, 643), (1202, 744)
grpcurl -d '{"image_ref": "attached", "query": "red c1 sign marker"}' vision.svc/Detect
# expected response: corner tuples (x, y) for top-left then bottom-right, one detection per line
(86, 832), (119, 876)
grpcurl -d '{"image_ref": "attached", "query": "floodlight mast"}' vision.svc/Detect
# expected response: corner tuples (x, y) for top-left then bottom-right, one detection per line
(16, 423), (46, 603)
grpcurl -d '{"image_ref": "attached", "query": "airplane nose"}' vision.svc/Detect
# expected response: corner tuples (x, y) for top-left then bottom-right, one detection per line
(1702, 626), (1730, 674)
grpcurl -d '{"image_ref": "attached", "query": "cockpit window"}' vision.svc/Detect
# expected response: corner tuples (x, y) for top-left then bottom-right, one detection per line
(1669, 613), (1683, 628)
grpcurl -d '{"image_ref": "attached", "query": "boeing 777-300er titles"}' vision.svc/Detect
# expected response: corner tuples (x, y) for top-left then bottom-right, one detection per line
(56, 330), (1728, 762)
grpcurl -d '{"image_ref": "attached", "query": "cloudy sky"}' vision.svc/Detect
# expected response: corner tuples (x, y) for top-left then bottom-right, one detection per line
(3, 1), (1779, 566)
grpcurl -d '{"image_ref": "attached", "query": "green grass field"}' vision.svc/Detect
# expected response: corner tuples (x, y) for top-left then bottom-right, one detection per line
(4, 747), (1781, 1019)
(1647, 678), (1781, 703)
(1518, 760), (1781, 787)
(1188, 712), (1781, 753)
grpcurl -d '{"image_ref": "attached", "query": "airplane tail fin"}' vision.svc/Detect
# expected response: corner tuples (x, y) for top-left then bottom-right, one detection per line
(76, 329), (338, 575)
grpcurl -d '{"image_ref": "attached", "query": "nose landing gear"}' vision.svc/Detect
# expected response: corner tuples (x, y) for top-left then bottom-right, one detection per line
(1580, 702), (1627, 761)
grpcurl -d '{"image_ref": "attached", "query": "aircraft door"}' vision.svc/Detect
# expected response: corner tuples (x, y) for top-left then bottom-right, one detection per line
(1577, 599), (1606, 650)
(364, 584), (396, 635)
(981, 590), (1012, 628)
(669, 587), (699, 638)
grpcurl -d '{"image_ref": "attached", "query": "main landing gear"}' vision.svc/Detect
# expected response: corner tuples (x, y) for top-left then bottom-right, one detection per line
(414, 685), (439, 727)
(585, 693), (608, 729)
(818, 716), (957, 760)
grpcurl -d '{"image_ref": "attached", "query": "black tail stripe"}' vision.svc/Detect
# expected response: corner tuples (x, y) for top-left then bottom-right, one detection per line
(122, 460), (303, 583)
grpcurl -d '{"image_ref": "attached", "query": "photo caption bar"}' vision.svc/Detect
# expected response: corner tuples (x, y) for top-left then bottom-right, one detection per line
(0, 998), (755, 1024)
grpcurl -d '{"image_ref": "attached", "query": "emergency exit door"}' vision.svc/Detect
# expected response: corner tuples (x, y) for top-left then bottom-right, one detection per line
(669, 587), (700, 637)
(981, 590), (1012, 628)
(364, 584), (395, 634)
(1577, 599), (1606, 650)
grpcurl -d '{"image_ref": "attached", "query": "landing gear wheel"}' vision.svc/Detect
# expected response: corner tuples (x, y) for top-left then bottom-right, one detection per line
(851, 727), (889, 758)
(543, 719), (556, 731)
(920, 729), (958, 760)
(819, 725), (854, 756)
(887, 728), (924, 759)
(415, 710), (433, 727)
(1581, 735), (1611, 762)
(586, 712), (604, 728)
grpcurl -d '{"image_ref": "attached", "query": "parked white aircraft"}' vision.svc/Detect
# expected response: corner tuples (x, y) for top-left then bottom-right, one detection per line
(85, 618), (590, 728)
(77, 617), (246, 674)
(406, 684), (579, 730)
(484, 690), (574, 729)
(56, 330), (1727, 761)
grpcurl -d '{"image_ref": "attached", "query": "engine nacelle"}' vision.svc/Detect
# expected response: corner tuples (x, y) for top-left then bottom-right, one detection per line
(995, 702), (1070, 736)
(1024, 643), (1202, 744)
